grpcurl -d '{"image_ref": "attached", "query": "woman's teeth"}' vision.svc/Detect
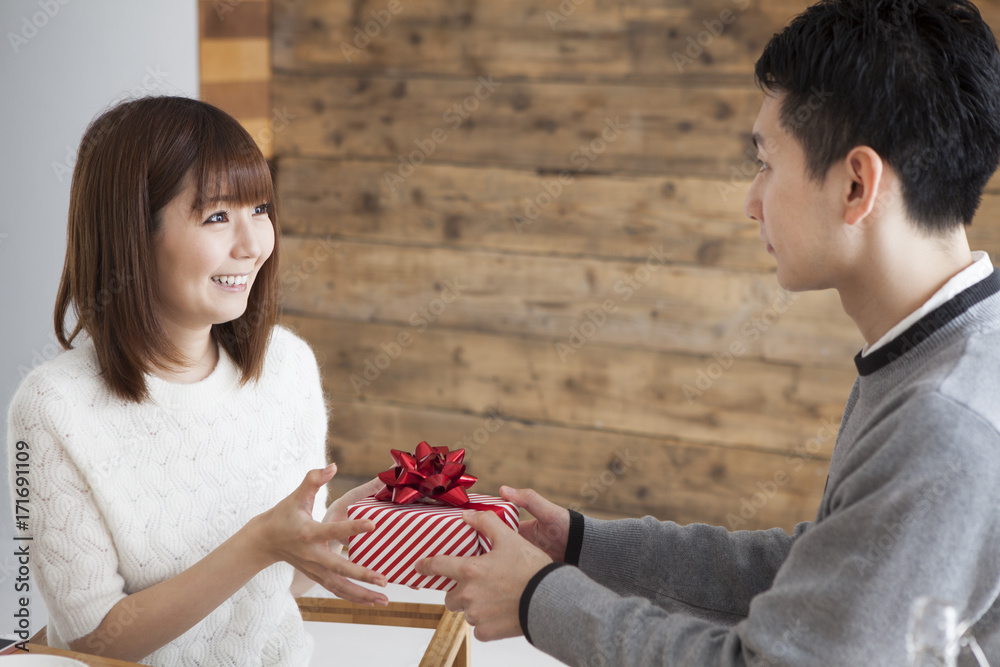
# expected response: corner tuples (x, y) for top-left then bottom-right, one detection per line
(213, 275), (248, 286)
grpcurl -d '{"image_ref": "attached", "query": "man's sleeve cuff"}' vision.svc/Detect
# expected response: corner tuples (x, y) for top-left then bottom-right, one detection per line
(565, 510), (585, 565)
(519, 562), (566, 645)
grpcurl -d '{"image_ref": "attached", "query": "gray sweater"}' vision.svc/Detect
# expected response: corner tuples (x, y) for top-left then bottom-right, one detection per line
(523, 270), (1000, 666)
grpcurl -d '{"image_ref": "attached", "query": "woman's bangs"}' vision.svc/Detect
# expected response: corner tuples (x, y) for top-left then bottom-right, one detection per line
(192, 123), (274, 212)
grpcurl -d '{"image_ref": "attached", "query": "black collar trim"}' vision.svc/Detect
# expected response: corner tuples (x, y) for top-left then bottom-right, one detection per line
(854, 268), (1000, 376)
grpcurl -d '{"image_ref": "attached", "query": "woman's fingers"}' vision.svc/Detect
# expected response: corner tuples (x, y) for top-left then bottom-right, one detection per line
(322, 576), (390, 606)
(323, 477), (384, 524)
(296, 561), (389, 605)
(326, 477), (384, 522)
(271, 467), (394, 602)
(341, 477), (384, 505)
(317, 518), (376, 543)
(290, 542), (385, 587)
(326, 556), (386, 588)
(291, 464), (337, 513)
(313, 539), (386, 586)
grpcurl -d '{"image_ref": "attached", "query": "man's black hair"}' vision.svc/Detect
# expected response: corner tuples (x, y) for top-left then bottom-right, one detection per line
(755, 0), (1000, 232)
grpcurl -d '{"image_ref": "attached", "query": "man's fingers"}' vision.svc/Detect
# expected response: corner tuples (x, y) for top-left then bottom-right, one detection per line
(499, 485), (525, 506)
(501, 486), (554, 518)
(473, 620), (521, 643)
(416, 554), (465, 580)
(463, 508), (514, 543)
(516, 518), (542, 545)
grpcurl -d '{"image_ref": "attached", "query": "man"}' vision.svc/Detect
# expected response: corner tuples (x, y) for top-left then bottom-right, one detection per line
(417, 1), (1000, 664)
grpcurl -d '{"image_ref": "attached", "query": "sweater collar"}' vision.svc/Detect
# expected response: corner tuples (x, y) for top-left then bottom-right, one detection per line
(144, 344), (241, 410)
(854, 268), (1000, 376)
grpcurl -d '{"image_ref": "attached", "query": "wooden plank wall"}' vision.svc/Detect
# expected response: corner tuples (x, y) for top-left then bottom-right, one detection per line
(200, 0), (274, 158)
(270, 0), (1000, 531)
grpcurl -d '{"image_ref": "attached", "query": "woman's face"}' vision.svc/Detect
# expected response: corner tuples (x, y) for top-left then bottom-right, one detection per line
(153, 171), (274, 337)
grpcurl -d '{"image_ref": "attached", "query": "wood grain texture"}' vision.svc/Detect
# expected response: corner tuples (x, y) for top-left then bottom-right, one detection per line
(297, 598), (470, 667)
(275, 157), (767, 269)
(201, 81), (273, 119)
(275, 158), (1000, 271)
(419, 609), (470, 667)
(201, 38), (273, 83)
(199, 1), (273, 158)
(297, 598), (447, 629)
(281, 312), (853, 457)
(320, 398), (831, 531)
(273, 0), (1000, 83)
(201, 0), (270, 39)
(278, 237), (864, 367)
(272, 0), (1000, 529)
(273, 75), (760, 177)
(273, 0), (816, 82)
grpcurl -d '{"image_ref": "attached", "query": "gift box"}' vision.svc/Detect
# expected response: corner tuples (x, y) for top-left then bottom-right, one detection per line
(348, 492), (519, 590)
(347, 441), (519, 590)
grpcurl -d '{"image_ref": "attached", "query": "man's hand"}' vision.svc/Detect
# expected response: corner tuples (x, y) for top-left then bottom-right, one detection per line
(415, 509), (552, 641)
(500, 486), (571, 562)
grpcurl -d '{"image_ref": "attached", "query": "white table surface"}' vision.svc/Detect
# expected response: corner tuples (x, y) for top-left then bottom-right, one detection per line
(305, 583), (564, 667)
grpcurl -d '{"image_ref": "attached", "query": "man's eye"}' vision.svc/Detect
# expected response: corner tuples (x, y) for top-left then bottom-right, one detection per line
(756, 158), (768, 172)
(205, 211), (228, 223)
(253, 203), (271, 216)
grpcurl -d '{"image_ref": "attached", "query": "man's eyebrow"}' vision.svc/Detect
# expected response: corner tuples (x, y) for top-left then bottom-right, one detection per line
(752, 132), (763, 150)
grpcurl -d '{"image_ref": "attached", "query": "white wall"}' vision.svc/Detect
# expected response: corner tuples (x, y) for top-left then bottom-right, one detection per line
(0, 0), (198, 640)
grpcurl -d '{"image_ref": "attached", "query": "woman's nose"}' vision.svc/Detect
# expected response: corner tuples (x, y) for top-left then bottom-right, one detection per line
(231, 212), (262, 260)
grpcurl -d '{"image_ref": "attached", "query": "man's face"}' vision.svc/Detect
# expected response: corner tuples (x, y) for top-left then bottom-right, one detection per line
(744, 92), (844, 291)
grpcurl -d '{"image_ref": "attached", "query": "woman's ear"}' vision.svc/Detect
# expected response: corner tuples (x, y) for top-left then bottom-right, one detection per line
(842, 146), (885, 227)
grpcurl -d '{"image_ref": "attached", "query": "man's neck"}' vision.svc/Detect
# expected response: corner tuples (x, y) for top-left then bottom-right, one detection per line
(837, 227), (974, 346)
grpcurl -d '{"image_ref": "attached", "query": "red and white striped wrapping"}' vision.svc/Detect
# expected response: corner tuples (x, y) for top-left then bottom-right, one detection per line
(347, 493), (520, 590)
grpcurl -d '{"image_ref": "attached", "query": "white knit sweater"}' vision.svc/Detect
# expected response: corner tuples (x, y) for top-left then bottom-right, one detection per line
(6, 325), (328, 666)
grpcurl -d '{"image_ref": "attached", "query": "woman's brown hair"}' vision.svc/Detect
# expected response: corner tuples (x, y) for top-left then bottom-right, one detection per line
(54, 96), (279, 402)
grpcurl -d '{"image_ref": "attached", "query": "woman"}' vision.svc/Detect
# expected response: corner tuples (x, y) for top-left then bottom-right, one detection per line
(6, 96), (387, 665)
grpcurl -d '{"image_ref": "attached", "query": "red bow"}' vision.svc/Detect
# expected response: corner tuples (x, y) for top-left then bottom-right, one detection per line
(375, 441), (478, 506)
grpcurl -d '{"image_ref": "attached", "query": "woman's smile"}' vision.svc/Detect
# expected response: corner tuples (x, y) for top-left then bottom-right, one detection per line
(211, 273), (251, 290)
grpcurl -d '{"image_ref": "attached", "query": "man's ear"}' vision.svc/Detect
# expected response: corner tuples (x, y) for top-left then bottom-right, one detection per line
(842, 146), (884, 227)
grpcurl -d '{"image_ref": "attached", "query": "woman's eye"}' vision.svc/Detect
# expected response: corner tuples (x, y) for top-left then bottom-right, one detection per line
(204, 211), (228, 224)
(253, 203), (271, 216)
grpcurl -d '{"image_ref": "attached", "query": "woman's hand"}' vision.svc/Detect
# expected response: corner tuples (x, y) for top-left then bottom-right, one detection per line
(323, 474), (384, 539)
(249, 464), (388, 606)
